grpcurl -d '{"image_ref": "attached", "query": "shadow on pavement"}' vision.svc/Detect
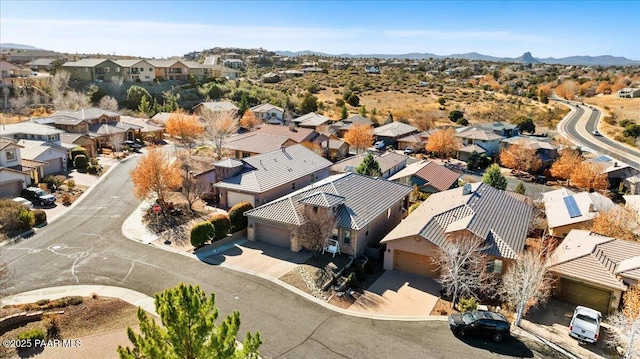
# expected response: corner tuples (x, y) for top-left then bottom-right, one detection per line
(454, 334), (534, 358)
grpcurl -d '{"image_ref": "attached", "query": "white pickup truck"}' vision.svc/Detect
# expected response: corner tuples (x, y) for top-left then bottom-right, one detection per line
(569, 306), (602, 343)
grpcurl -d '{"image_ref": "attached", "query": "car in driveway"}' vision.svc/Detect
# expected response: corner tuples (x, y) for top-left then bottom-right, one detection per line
(12, 197), (34, 209)
(448, 310), (510, 342)
(374, 141), (386, 150)
(21, 187), (56, 206)
(403, 147), (414, 155)
(569, 306), (601, 344)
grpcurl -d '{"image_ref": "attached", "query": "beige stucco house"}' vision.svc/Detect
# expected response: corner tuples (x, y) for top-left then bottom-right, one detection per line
(542, 188), (616, 237)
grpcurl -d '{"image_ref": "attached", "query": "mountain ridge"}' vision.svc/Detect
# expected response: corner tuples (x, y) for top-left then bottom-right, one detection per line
(275, 50), (640, 66)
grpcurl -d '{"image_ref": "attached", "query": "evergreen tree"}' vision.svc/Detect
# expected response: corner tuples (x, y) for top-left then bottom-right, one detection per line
(356, 153), (382, 177)
(482, 164), (508, 190)
(238, 94), (248, 117)
(117, 283), (261, 359)
(340, 105), (348, 120)
(137, 95), (150, 116)
(514, 181), (526, 195)
(359, 105), (367, 117)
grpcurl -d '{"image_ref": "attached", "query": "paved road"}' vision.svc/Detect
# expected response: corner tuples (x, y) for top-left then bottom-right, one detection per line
(1, 156), (563, 359)
(555, 99), (640, 169)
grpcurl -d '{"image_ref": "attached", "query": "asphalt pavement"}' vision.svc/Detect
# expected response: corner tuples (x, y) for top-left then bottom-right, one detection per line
(1, 154), (568, 359)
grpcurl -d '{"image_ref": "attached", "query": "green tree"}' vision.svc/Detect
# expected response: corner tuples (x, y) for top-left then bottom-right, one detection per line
(126, 85), (151, 110)
(190, 221), (215, 247)
(359, 105), (367, 117)
(209, 213), (231, 241)
(514, 181), (526, 195)
(299, 93), (318, 114)
(482, 164), (508, 190)
(347, 94), (360, 107)
(228, 202), (253, 232)
(437, 97), (446, 105)
(237, 94), (248, 117)
(137, 95), (151, 116)
(340, 105), (348, 120)
(513, 116), (536, 134)
(117, 283), (261, 359)
(624, 124), (640, 138)
(449, 110), (464, 123)
(356, 153), (382, 177)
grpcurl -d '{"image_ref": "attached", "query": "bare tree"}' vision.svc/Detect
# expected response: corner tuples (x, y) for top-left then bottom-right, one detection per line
(435, 236), (493, 308)
(9, 87), (30, 119)
(202, 111), (239, 159)
(178, 157), (209, 212)
(291, 206), (337, 259)
(606, 285), (640, 359)
(2, 86), (9, 109)
(98, 95), (119, 112)
(499, 249), (552, 327)
(50, 71), (70, 104)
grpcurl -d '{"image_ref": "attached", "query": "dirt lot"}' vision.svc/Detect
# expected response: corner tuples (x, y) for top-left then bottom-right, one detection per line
(0, 296), (138, 358)
(585, 94), (640, 145)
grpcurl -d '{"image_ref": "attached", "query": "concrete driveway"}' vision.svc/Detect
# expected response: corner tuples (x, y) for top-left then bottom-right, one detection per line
(197, 239), (311, 278)
(349, 271), (441, 316)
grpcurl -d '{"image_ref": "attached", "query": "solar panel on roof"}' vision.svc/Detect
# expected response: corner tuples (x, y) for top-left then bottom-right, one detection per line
(591, 155), (612, 163)
(563, 196), (582, 218)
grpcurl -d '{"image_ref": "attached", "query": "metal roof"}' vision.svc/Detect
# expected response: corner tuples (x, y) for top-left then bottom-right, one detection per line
(373, 122), (418, 138)
(292, 112), (331, 127)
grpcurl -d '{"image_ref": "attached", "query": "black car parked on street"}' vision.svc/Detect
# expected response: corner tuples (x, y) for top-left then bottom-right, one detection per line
(448, 310), (510, 342)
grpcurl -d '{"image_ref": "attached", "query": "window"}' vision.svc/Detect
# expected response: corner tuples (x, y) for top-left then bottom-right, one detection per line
(139, 67), (143, 72)
(116, 67), (120, 72)
(149, 68), (153, 72)
(105, 67), (110, 73)
(312, 206), (318, 213)
(5, 149), (17, 162)
(145, 76), (150, 79)
(310, 173), (315, 182)
(342, 230), (351, 245)
(331, 228), (339, 241)
(292, 182), (296, 190)
(487, 259), (503, 274)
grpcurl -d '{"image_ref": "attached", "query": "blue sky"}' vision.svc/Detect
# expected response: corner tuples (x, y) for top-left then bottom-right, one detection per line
(1, 1), (639, 60)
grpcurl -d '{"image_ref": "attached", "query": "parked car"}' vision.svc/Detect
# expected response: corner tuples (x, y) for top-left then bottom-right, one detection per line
(12, 197), (34, 210)
(21, 187), (56, 206)
(448, 310), (510, 342)
(403, 147), (414, 155)
(592, 130), (602, 136)
(123, 140), (142, 152)
(374, 141), (386, 150)
(569, 306), (601, 344)
(535, 175), (547, 184)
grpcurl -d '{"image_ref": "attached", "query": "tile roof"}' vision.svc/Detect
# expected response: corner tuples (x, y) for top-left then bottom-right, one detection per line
(373, 122), (418, 138)
(16, 139), (68, 159)
(250, 103), (284, 113)
(0, 122), (65, 136)
(458, 144), (486, 153)
(292, 112), (331, 127)
(59, 133), (85, 144)
(62, 58), (111, 67)
(388, 160), (460, 192)
(119, 116), (164, 132)
(396, 131), (430, 143)
(113, 59), (153, 68)
(51, 108), (120, 121)
(299, 192), (346, 208)
(328, 138), (346, 150)
(196, 101), (239, 112)
(214, 158), (244, 168)
(214, 144), (332, 193)
(548, 230), (640, 290)
(331, 151), (408, 176)
(150, 112), (172, 125)
(26, 58), (56, 66)
(501, 136), (558, 150)
(542, 188), (615, 229)
(254, 124), (318, 143)
(382, 182), (533, 260)
(245, 172), (412, 230)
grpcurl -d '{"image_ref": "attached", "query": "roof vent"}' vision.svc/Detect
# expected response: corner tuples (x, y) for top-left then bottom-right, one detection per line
(462, 183), (472, 195)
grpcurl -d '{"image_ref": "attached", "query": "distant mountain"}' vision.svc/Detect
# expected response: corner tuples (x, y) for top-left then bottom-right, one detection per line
(0, 43), (42, 50)
(274, 50), (639, 66)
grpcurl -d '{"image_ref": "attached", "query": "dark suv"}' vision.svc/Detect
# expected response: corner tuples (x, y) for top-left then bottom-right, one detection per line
(21, 187), (56, 206)
(448, 310), (510, 342)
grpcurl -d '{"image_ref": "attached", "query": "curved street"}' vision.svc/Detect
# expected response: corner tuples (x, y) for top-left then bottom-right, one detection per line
(555, 99), (640, 169)
(2, 156), (562, 359)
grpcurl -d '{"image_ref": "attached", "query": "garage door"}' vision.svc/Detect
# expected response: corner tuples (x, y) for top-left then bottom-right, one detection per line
(393, 250), (439, 277)
(43, 158), (63, 175)
(556, 278), (611, 314)
(227, 191), (255, 208)
(255, 223), (290, 248)
(0, 180), (23, 198)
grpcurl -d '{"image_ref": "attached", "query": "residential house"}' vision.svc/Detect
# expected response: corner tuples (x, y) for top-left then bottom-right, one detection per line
(222, 58), (244, 69)
(192, 157), (244, 190)
(119, 116), (164, 142)
(221, 125), (327, 159)
(59, 133), (97, 158)
(62, 59), (124, 82)
(147, 60), (189, 81)
(542, 188), (616, 237)
(245, 172), (412, 253)
(0, 139), (41, 197)
(26, 58), (57, 71)
(396, 131), (434, 152)
(472, 122), (519, 138)
(207, 64), (240, 80)
(617, 88), (640, 98)
(381, 182), (533, 277)
(0, 60), (21, 79)
(372, 122), (419, 148)
(292, 112), (331, 130)
(388, 160), (460, 193)
(547, 229), (640, 314)
(0, 122), (65, 145)
(456, 128), (503, 161)
(625, 175), (640, 195)
(585, 155), (640, 189)
(113, 59), (156, 82)
(501, 136), (559, 169)
(193, 101), (239, 118)
(250, 103), (284, 125)
(150, 112), (172, 127)
(213, 144), (333, 208)
(331, 151), (409, 179)
(0, 48), (60, 65)
(17, 139), (68, 175)
(329, 115), (373, 138)
(327, 138), (349, 162)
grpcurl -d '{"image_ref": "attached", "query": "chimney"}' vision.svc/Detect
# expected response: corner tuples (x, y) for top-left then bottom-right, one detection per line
(462, 183), (472, 195)
(614, 162), (618, 167)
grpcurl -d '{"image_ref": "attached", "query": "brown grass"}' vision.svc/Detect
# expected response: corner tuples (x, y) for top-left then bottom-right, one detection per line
(585, 95), (640, 144)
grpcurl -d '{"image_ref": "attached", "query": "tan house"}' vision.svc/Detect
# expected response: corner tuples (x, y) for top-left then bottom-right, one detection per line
(329, 115), (373, 138)
(543, 188), (616, 237)
(327, 138), (349, 161)
(585, 155), (640, 189)
(548, 229), (640, 314)
(456, 128), (503, 161)
(381, 182), (533, 277)
(59, 133), (97, 158)
(222, 125), (327, 159)
(292, 112), (331, 130)
(213, 144), (333, 209)
(148, 60), (189, 81)
(245, 172), (412, 253)
(113, 59), (156, 82)
(388, 160), (460, 193)
(373, 122), (419, 148)
(193, 101), (239, 118)
(250, 103), (284, 125)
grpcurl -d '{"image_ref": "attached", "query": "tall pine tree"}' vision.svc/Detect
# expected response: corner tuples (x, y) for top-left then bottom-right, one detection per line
(482, 164), (508, 190)
(356, 153), (382, 177)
